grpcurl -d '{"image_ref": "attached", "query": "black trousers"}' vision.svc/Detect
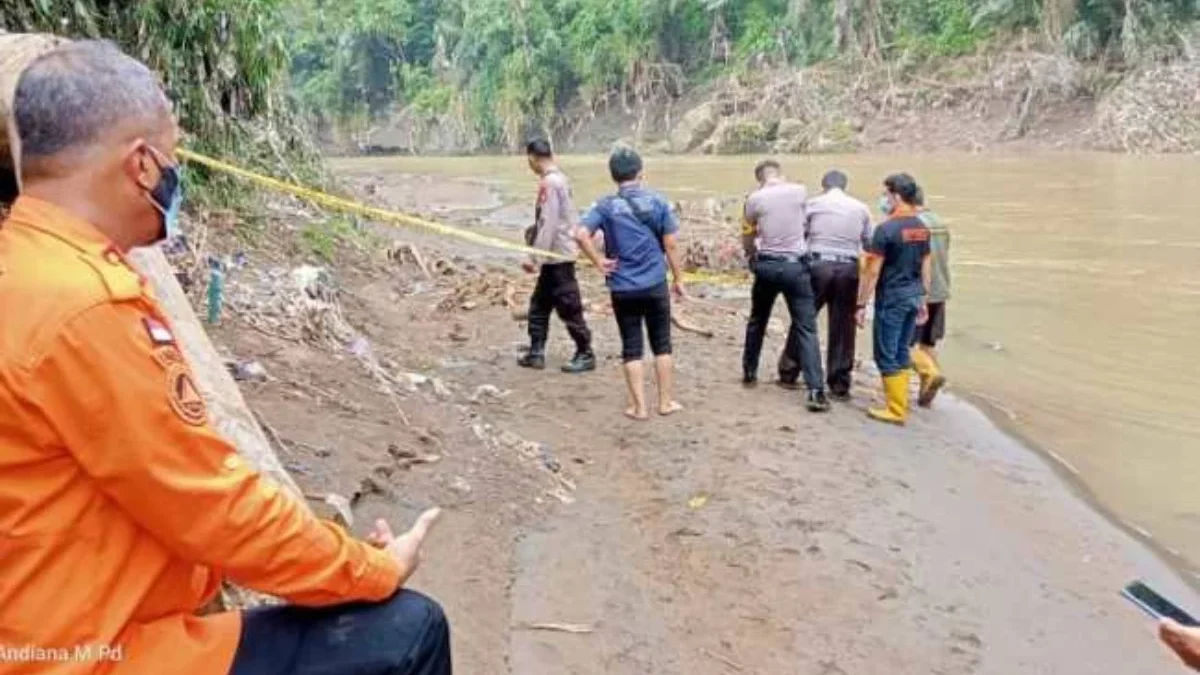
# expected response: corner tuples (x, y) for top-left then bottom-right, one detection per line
(805, 260), (860, 395)
(611, 282), (672, 362)
(228, 590), (452, 675)
(743, 257), (824, 391)
(528, 262), (591, 354)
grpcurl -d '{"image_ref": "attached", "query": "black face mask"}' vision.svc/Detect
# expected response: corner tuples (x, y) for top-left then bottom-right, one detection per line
(143, 148), (183, 241)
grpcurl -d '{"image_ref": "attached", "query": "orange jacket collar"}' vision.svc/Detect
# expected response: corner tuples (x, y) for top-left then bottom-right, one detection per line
(4, 195), (115, 254)
(891, 203), (918, 218)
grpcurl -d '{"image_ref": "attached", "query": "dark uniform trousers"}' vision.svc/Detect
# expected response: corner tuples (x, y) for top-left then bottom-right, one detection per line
(744, 255), (825, 391)
(527, 262), (592, 354)
(790, 256), (860, 396)
(229, 590), (452, 675)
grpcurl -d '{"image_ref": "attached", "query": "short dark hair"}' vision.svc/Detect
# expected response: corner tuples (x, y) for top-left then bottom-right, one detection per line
(609, 146), (643, 183)
(754, 159), (781, 183)
(912, 187), (926, 207)
(14, 40), (168, 162)
(822, 170), (848, 191)
(525, 138), (553, 158)
(883, 173), (920, 206)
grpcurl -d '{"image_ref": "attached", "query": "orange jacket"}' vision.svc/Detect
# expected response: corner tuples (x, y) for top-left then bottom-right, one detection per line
(0, 197), (402, 675)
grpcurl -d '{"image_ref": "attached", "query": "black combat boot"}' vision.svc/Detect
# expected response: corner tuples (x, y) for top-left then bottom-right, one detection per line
(561, 351), (596, 374)
(517, 345), (546, 370)
(742, 369), (758, 387)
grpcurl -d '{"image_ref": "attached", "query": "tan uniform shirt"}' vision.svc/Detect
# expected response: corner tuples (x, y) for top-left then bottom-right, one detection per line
(804, 188), (872, 259)
(532, 169), (579, 262)
(743, 180), (809, 256)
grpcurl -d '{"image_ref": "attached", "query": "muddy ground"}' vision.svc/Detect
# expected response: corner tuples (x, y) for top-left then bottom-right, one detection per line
(206, 172), (1198, 674)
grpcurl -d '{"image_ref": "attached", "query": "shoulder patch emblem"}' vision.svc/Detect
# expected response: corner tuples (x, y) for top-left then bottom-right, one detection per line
(152, 345), (186, 369)
(162, 355), (207, 426)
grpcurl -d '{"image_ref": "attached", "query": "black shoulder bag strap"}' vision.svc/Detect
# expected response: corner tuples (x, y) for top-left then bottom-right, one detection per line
(615, 194), (665, 252)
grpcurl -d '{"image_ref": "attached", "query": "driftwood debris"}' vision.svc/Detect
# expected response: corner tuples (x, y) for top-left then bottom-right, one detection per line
(515, 622), (595, 635)
(671, 309), (715, 338)
(388, 242), (433, 279)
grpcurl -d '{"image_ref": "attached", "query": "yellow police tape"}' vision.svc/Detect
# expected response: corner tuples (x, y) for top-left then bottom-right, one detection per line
(177, 148), (749, 288)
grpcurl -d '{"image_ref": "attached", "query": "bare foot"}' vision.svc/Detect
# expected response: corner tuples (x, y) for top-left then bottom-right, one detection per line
(658, 401), (684, 416)
(625, 407), (649, 421)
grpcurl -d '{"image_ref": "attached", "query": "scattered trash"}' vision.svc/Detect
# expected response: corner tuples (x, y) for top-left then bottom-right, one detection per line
(450, 476), (473, 494)
(283, 461), (311, 476)
(354, 476), (394, 503)
(227, 360), (269, 382)
(431, 378), (453, 400)
(538, 445), (562, 473)
(688, 493), (711, 510)
(388, 443), (442, 469)
(547, 485), (575, 505)
(469, 384), (510, 404)
(460, 301), (479, 311)
(291, 265), (331, 297)
(348, 335), (372, 359)
(397, 372), (430, 391)
(473, 424), (577, 501)
(515, 622), (594, 635)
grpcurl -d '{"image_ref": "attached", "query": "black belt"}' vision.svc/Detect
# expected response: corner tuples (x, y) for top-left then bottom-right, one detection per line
(810, 252), (858, 264)
(756, 252), (807, 264)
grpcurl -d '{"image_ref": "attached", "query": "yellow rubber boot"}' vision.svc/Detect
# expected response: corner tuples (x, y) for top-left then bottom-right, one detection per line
(910, 348), (946, 408)
(868, 372), (910, 425)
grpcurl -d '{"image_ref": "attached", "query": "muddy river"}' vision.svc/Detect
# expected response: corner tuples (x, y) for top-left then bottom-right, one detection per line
(334, 152), (1200, 577)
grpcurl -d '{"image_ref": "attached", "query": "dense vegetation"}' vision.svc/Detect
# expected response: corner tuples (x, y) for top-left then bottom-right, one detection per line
(286, 0), (1197, 147)
(2, 0), (1195, 154)
(1, 0), (325, 201)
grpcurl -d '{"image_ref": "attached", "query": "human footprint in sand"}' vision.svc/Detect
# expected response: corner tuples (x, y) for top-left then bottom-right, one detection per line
(1161, 619), (1200, 670)
(575, 146), (686, 420)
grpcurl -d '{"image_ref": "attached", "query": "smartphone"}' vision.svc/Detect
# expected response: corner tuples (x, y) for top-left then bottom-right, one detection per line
(1122, 580), (1199, 626)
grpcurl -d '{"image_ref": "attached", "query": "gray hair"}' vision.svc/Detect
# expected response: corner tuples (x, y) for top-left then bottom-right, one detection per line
(14, 40), (169, 161)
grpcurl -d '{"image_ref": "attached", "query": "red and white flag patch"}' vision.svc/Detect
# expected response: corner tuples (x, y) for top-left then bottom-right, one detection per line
(143, 317), (175, 345)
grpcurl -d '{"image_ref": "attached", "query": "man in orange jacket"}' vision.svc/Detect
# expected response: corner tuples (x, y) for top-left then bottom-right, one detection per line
(0, 41), (450, 675)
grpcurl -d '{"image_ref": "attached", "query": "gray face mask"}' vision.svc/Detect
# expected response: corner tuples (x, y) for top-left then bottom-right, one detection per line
(877, 195), (892, 216)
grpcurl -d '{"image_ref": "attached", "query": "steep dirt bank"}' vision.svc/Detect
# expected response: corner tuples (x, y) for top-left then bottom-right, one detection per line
(184, 169), (1200, 673)
(360, 48), (1198, 156)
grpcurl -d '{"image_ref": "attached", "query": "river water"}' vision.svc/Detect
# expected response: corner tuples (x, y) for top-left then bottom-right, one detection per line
(336, 152), (1200, 576)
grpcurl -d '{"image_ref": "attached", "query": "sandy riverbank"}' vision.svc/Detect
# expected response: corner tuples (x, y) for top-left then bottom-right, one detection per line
(208, 168), (1200, 673)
